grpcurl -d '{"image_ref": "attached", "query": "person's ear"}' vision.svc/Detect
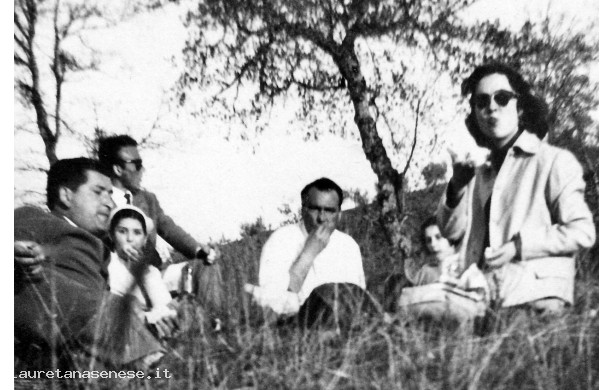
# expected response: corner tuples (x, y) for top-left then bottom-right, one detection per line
(57, 186), (73, 209)
(112, 163), (123, 178)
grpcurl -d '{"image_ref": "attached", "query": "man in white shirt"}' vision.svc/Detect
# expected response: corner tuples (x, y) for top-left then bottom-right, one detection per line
(246, 178), (373, 328)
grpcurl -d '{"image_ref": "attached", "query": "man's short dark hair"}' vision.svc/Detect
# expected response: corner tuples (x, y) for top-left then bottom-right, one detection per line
(97, 135), (139, 173)
(47, 158), (107, 209)
(300, 178), (344, 208)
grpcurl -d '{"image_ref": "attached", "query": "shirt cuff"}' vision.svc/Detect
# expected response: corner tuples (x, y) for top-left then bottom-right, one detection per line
(251, 286), (300, 315)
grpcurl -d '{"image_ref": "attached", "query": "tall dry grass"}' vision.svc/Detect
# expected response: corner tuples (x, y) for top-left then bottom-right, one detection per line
(15, 203), (598, 389)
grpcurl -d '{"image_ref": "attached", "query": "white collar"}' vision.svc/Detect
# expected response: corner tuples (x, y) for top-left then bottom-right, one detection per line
(112, 186), (130, 196)
(112, 186), (133, 206)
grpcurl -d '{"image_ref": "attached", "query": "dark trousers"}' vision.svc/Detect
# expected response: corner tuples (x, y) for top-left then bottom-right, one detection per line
(284, 283), (381, 331)
(192, 261), (225, 316)
(382, 273), (412, 313)
(15, 270), (163, 371)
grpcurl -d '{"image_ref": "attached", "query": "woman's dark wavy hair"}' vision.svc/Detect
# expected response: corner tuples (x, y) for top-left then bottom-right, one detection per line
(462, 63), (550, 147)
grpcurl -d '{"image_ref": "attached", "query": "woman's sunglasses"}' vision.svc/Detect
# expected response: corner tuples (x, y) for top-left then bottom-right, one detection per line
(472, 90), (518, 109)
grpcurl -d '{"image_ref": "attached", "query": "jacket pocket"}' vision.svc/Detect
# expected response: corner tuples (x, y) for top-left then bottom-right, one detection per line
(526, 257), (575, 279)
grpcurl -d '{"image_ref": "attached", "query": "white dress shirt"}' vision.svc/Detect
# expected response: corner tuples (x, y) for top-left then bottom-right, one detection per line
(111, 186), (132, 206)
(256, 222), (366, 315)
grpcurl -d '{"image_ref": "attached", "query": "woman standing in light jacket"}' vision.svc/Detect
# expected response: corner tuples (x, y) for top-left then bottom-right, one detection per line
(438, 63), (596, 313)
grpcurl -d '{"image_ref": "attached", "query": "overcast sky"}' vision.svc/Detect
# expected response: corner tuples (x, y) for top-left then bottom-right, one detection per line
(12, 0), (599, 242)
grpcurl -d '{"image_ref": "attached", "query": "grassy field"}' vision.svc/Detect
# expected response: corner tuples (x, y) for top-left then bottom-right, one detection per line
(158, 205), (598, 390)
(15, 188), (599, 389)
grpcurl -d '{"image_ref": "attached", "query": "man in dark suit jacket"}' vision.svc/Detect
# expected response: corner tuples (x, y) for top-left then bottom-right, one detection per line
(15, 158), (164, 370)
(98, 135), (224, 321)
(97, 135), (215, 267)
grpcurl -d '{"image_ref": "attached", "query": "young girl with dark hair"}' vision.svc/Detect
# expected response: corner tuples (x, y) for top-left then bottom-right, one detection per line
(108, 206), (178, 337)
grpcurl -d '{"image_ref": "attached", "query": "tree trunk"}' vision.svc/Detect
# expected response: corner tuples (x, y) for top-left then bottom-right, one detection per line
(332, 41), (411, 266)
(22, 0), (59, 166)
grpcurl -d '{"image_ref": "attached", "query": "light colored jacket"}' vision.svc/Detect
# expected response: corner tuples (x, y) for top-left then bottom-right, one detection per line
(437, 131), (595, 305)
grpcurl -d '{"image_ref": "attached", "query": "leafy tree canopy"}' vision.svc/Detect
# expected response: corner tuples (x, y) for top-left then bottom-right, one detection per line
(177, 0), (598, 263)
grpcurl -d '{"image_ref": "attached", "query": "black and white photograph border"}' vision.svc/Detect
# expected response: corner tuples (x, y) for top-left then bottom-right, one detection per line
(10, 0), (604, 389)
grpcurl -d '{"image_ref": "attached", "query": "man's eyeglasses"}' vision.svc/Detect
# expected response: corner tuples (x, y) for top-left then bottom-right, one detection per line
(472, 90), (518, 110)
(118, 159), (143, 171)
(304, 205), (339, 216)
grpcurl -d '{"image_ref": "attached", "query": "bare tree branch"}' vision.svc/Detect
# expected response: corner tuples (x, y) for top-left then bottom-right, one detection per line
(402, 97), (421, 177)
(212, 39), (274, 99)
(52, 0), (64, 141)
(14, 0), (142, 166)
(48, 114), (76, 134)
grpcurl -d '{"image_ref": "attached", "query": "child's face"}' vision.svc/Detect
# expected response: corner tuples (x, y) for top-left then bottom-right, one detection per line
(423, 225), (452, 261)
(112, 217), (146, 252)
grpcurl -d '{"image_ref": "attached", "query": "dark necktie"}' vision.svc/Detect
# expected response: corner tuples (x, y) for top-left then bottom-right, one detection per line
(124, 191), (132, 205)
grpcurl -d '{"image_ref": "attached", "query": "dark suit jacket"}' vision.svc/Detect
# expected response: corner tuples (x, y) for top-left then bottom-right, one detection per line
(132, 189), (199, 262)
(15, 207), (109, 291)
(14, 206), (161, 368)
(15, 207), (108, 361)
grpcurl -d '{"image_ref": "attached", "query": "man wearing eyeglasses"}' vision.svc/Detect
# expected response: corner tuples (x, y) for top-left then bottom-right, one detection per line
(97, 136), (223, 320)
(98, 135), (215, 267)
(246, 178), (373, 328)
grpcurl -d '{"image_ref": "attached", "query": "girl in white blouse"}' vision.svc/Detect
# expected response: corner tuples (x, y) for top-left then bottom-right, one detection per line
(108, 205), (177, 337)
